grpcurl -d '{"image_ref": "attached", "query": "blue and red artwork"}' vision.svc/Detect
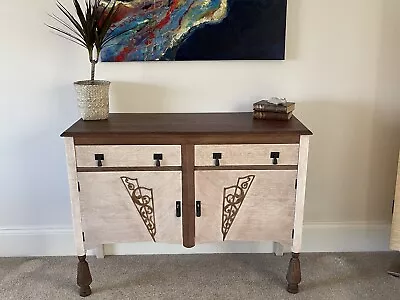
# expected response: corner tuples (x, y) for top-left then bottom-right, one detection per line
(101, 0), (287, 61)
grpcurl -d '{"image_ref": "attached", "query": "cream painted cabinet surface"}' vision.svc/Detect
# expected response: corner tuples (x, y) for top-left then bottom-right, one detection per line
(388, 152), (400, 277)
(390, 152), (400, 251)
(78, 171), (182, 248)
(62, 113), (312, 297)
(195, 170), (297, 245)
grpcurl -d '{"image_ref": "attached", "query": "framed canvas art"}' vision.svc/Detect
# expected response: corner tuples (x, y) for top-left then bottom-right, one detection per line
(101, 0), (287, 62)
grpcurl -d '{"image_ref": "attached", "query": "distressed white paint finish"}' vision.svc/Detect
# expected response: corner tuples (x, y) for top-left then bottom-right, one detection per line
(0, 222), (390, 257)
(292, 136), (310, 253)
(195, 170), (297, 246)
(195, 144), (299, 166)
(96, 245), (104, 259)
(273, 242), (284, 256)
(390, 152), (400, 251)
(75, 145), (181, 167)
(78, 171), (182, 249)
(64, 138), (85, 256)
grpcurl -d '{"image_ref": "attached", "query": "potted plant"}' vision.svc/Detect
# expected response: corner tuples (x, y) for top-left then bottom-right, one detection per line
(47, 0), (129, 120)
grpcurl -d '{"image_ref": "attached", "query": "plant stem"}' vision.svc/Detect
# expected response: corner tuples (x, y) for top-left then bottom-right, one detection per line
(90, 60), (96, 82)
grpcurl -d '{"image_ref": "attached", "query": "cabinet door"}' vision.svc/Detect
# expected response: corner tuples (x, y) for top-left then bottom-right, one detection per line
(390, 152), (400, 251)
(78, 171), (182, 249)
(195, 170), (297, 246)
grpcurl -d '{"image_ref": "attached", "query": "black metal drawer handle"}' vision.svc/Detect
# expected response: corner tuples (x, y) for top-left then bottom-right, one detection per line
(94, 154), (104, 167)
(154, 153), (163, 167)
(270, 152), (280, 165)
(213, 153), (222, 166)
(176, 201), (181, 218)
(196, 201), (201, 217)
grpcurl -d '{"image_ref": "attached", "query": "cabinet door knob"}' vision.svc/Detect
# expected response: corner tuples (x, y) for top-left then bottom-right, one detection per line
(196, 201), (201, 217)
(154, 153), (163, 167)
(176, 201), (181, 218)
(270, 152), (280, 165)
(213, 153), (222, 166)
(94, 154), (104, 167)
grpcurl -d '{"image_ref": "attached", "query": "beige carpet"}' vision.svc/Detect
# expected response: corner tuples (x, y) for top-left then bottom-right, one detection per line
(0, 252), (398, 300)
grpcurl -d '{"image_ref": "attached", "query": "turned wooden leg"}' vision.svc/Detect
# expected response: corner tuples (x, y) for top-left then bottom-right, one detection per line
(286, 252), (301, 294)
(77, 255), (92, 297)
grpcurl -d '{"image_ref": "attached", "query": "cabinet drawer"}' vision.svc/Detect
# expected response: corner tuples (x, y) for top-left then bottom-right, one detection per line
(195, 144), (299, 166)
(75, 145), (181, 167)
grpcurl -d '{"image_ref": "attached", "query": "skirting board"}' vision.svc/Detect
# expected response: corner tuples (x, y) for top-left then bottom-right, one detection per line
(0, 222), (391, 257)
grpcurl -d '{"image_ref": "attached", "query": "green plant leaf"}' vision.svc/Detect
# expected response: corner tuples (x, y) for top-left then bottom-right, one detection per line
(55, 1), (85, 38)
(51, 31), (87, 48)
(47, 0), (140, 79)
(97, 1), (117, 41)
(48, 13), (84, 42)
(46, 24), (86, 47)
(72, 0), (86, 32)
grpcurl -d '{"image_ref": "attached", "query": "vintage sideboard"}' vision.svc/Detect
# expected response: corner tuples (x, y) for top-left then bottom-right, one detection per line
(61, 113), (312, 296)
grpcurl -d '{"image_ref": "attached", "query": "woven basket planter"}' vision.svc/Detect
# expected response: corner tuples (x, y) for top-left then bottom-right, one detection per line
(74, 80), (110, 120)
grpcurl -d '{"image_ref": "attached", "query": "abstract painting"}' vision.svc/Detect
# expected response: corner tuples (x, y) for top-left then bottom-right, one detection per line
(101, 0), (287, 61)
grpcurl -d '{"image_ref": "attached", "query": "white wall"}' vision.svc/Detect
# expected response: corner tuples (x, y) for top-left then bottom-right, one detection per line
(1, 0), (400, 255)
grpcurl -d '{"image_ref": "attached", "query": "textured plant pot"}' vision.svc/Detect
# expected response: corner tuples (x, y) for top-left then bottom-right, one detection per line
(74, 80), (110, 120)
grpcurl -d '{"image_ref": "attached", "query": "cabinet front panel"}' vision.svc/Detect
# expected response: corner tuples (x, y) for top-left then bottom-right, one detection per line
(195, 144), (299, 166)
(195, 170), (297, 245)
(78, 171), (182, 248)
(75, 145), (181, 167)
(390, 152), (400, 251)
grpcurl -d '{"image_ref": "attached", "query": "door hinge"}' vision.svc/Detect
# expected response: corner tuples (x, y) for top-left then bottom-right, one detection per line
(292, 229), (295, 239)
(82, 232), (85, 242)
(78, 182), (80, 192)
(295, 179), (297, 189)
(392, 199), (395, 214)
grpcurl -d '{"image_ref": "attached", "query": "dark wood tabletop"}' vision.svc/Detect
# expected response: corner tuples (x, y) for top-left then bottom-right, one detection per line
(61, 113), (312, 137)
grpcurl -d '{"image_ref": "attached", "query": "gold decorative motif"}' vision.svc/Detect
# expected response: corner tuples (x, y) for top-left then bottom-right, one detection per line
(121, 176), (156, 242)
(221, 175), (255, 241)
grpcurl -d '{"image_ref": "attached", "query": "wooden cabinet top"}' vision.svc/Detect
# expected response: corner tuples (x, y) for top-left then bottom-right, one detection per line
(61, 113), (312, 137)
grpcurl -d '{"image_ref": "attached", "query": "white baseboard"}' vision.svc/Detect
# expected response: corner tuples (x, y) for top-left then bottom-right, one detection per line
(0, 222), (391, 257)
